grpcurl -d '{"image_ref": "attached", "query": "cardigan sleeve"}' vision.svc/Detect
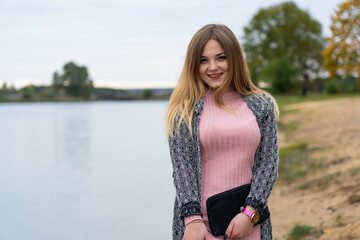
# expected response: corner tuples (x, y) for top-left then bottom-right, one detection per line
(168, 119), (202, 219)
(245, 95), (279, 214)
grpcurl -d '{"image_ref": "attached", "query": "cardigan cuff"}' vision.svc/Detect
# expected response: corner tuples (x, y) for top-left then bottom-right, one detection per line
(180, 202), (202, 219)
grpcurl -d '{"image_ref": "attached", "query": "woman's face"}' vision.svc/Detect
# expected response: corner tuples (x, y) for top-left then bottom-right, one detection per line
(199, 39), (231, 91)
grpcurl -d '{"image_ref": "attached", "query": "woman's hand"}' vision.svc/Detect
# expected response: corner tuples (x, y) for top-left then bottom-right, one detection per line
(183, 221), (210, 240)
(224, 213), (253, 239)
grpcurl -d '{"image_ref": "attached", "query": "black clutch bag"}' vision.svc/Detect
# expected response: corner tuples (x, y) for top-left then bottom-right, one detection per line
(206, 184), (270, 236)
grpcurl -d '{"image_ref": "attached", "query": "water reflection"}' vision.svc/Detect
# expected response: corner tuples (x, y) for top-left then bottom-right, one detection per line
(54, 103), (92, 170)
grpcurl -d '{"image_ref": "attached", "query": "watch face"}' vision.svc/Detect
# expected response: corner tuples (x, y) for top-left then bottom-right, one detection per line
(252, 213), (260, 224)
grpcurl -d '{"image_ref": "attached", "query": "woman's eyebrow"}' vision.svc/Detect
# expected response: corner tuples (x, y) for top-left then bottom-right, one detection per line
(201, 52), (225, 58)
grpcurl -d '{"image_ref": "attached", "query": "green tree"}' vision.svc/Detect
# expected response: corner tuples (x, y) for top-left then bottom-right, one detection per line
(9, 84), (16, 93)
(52, 71), (63, 90)
(22, 84), (34, 100)
(143, 89), (153, 99)
(243, 1), (324, 94)
(1, 82), (7, 93)
(0, 82), (7, 99)
(52, 61), (93, 98)
(260, 57), (298, 93)
(323, 0), (360, 90)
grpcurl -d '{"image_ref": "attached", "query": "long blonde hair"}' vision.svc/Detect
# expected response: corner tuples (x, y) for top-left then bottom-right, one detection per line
(165, 24), (278, 138)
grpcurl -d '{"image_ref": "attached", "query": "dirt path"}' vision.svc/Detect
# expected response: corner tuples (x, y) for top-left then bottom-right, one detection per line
(269, 97), (360, 240)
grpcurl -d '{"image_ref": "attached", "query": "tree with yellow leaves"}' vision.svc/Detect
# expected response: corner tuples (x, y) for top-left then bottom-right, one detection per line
(323, 0), (360, 89)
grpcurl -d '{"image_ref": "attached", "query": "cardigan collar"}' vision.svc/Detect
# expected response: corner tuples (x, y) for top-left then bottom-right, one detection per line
(194, 98), (204, 114)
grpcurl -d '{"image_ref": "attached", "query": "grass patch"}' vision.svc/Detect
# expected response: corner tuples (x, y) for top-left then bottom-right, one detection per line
(297, 171), (342, 190)
(314, 172), (341, 186)
(278, 121), (300, 141)
(334, 213), (344, 227)
(279, 143), (335, 184)
(308, 157), (326, 170)
(275, 93), (360, 109)
(348, 167), (360, 177)
(279, 142), (309, 181)
(280, 108), (300, 116)
(279, 142), (307, 157)
(298, 183), (309, 190)
(287, 224), (322, 240)
(294, 168), (307, 177)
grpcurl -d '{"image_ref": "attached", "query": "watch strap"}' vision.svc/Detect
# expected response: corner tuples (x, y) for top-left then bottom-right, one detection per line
(242, 208), (255, 218)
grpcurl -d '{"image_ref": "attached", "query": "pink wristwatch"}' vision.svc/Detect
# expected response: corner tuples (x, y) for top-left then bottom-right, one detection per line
(241, 207), (260, 224)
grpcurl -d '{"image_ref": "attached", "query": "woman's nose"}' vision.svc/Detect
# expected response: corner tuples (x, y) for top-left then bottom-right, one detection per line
(208, 61), (218, 71)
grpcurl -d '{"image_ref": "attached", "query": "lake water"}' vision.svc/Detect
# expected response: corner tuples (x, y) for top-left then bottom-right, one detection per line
(0, 101), (174, 240)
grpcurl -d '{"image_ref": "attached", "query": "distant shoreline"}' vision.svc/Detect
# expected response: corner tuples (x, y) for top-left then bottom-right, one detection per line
(0, 86), (173, 103)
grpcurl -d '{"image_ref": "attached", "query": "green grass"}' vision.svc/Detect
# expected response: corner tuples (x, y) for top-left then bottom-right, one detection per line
(298, 171), (342, 190)
(278, 143), (330, 182)
(307, 156), (327, 170)
(278, 121), (300, 141)
(274, 92), (360, 109)
(334, 213), (344, 227)
(314, 172), (342, 186)
(298, 183), (309, 190)
(279, 142), (307, 157)
(278, 142), (309, 181)
(287, 224), (322, 240)
(348, 167), (360, 177)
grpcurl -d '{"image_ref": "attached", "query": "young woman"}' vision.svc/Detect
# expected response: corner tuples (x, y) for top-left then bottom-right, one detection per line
(165, 24), (279, 240)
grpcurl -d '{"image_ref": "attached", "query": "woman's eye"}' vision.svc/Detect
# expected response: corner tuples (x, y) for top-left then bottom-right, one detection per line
(200, 59), (207, 63)
(218, 56), (226, 60)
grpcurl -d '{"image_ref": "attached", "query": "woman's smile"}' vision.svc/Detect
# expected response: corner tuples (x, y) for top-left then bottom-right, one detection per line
(208, 73), (223, 80)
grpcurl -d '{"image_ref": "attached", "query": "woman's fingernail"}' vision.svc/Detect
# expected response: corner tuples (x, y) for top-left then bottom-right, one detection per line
(224, 233), (228, 239)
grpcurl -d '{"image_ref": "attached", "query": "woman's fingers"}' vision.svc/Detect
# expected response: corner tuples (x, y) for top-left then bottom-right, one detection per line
(224, 220), (234, 239)
(226, 213), (254, 239)
(205, 232), (211, 240)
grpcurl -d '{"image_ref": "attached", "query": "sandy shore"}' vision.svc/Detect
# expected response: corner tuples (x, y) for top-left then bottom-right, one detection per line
(269, 97), (360, 240)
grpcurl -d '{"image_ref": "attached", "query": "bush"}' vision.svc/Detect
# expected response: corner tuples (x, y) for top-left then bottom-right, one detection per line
(326, 82), (339, 94)
(325, 76), (357, 94)
(260, 57), (299, 94)
(338, 77), (357, 93)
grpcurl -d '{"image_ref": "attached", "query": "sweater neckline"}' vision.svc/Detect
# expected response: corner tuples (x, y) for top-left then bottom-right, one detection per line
(204, 89), (240, 99)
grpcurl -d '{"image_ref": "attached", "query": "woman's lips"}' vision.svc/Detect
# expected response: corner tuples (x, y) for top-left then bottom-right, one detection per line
(208, 73), (223, 80)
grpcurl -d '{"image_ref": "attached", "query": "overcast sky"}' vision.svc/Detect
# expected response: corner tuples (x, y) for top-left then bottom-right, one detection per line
(0, 0), (343, 89)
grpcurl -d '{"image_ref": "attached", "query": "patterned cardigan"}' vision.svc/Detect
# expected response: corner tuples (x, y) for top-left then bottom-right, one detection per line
(168, 92), (279, 240)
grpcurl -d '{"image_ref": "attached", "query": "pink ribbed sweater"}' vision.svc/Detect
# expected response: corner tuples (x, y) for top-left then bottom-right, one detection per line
(185, 90), (261, 240)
